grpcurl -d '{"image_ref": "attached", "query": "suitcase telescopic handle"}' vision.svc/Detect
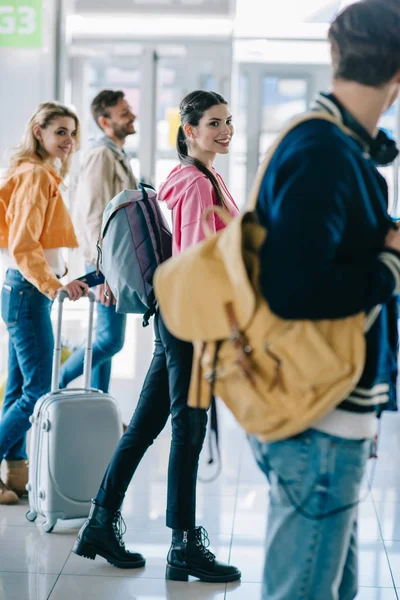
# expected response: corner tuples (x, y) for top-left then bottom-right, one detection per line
(51, 290), (96, 393)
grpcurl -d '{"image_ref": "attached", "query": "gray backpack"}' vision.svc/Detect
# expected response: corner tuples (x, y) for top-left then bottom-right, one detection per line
(97, 184), (172, 326)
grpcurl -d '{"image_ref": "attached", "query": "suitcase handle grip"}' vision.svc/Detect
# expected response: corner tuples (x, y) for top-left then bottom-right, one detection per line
(57, 290), (96, 303)
(51, 291), (96, 393)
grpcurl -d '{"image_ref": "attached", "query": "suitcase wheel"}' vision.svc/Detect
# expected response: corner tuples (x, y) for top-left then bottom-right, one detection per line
(43, 519), (56, 533)
(26, 510), (37, 523)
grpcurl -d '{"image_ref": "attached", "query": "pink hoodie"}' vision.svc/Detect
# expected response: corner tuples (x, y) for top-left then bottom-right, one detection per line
(158, 164), (239, 256)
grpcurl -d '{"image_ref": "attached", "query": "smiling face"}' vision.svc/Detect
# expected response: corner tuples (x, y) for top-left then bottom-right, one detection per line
(184, 103), (234, 157)
(33, 116), (78, 163)
(100, 97), (136, 141)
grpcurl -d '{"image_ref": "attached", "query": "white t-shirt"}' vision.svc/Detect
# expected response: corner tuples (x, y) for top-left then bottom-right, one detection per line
(313, 409), (377, 440)
(0, 248), (66, 278)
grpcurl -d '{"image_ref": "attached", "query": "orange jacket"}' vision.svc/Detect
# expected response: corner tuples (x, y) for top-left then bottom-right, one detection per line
(0, 160), (78, 297)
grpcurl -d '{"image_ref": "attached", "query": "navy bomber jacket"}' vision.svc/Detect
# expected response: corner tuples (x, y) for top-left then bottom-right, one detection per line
(256, 95), (400, 414)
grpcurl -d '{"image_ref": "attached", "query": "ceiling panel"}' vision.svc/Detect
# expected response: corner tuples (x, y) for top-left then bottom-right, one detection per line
(74, 0), (235, 16)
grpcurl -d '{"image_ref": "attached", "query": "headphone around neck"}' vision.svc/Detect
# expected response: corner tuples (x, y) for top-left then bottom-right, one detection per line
(324, 93), (399, 166)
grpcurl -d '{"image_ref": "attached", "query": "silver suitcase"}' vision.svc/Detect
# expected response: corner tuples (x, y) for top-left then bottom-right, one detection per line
(26, 290), (122, 533)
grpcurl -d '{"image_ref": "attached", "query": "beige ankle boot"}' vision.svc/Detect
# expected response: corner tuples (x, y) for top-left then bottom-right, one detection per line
(0, 478), (18, 505)
(3, 460), (28, 497)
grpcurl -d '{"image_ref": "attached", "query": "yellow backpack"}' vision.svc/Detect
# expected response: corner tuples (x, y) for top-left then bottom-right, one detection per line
(154, 113), (374, 442)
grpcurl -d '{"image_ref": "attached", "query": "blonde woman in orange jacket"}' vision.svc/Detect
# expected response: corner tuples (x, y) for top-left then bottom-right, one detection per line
(0, 102), (88, 505)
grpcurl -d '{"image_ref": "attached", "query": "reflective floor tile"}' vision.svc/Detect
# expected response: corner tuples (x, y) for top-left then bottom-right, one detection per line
(237, 460), (266, 485)
(62, 549), (160, 580)
(225, 581), (262, 598)
(0, 498), (36, 528)
(233, 482), (379, 541)
(239, 438), (258, 463)
(0, 497), (85, 535)
(125, 437), (241, 499)
(195, 495), (236, 535)
(121, 493), (236, 536)
(2, 403), (400, 600)
(62, 531), (233, 580)
(224, 581), (399, 598)
(358, 541), (394, 587)
(233, 484), (269, 539)
(197, 479), (239, 498)
(383, 541), (400, 587)
(0, 526), (74, 574)
(371, 472), (400, 501)
(355, 589), (397, 600)
(374, 503), (400, 541)
(0, 572), (58, 600)
(48, 575), (228, 600)
(229, 538), (394, 588)
(232, 509), (267, 540)
(358, 498), (382, 542)
(229, 538), (264, 583)
(372, 487), (400, 504)
(236, 483), (269, 501)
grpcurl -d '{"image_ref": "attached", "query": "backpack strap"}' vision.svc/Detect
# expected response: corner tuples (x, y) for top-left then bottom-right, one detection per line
(246, 111), (355, 213)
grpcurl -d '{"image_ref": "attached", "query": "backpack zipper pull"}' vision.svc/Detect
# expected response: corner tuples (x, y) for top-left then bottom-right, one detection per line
(183, 531), (188, 544)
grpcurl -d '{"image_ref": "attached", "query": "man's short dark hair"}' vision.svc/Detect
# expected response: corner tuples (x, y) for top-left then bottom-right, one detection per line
(91, 90), (125, 129)
(328, 0), (400, 87)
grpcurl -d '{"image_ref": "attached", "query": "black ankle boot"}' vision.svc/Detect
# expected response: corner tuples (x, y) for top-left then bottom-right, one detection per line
(72, 501), (145, 569)
(166, 526), (241, 583)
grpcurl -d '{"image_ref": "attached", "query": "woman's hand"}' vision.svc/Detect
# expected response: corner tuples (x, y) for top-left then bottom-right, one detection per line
(58, 280), (89, 301)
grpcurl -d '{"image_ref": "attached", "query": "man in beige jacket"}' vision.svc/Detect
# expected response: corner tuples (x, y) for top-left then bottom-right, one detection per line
(60, 90), (137, 393)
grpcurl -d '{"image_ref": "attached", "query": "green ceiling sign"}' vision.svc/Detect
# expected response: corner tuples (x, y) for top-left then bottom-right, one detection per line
(0, 0), (42, 48)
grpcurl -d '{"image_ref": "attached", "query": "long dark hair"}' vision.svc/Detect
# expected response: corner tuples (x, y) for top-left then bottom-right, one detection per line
(177, 90), (229, 209)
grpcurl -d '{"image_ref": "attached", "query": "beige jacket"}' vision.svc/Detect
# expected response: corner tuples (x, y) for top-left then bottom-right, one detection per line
(73, 139), (137, 266)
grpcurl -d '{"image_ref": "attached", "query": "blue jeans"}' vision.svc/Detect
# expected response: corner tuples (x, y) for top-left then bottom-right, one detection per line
(249, 429), (372, 600)
(0, 269), (54, 461)
(59, 267), (126, 393)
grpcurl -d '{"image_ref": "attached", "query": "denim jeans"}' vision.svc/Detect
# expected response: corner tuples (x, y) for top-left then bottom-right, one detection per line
(95, 311), (208, 530)
(0, 269), (54, 461)
(249, 429), (372, 600)
(59, 265), (126, 393)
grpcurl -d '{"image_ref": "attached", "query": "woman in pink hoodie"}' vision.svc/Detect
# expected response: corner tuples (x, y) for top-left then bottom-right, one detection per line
(158, 91), (239, 253)
(73, 91), (241, 585)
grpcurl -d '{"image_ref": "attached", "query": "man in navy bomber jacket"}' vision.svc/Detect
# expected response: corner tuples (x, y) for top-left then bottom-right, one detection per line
(249, 2), (400, 599)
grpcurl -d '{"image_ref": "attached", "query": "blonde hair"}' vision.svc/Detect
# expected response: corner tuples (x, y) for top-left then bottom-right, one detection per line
(8, 102), (80, 179)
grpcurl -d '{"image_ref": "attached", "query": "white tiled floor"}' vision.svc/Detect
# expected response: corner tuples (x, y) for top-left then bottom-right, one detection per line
(2, 406), (400, 599)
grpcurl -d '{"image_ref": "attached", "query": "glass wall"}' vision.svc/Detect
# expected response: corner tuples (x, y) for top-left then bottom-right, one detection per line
(259, 77), (309, 160)
(155, 55), (219, 190)
(231, 62), (321, 206)
(229, 71), (248, 207)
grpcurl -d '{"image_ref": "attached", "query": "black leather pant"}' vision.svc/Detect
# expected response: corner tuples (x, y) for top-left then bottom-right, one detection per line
(95, 311), (208, 530)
